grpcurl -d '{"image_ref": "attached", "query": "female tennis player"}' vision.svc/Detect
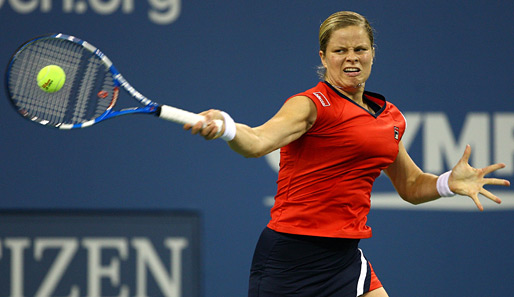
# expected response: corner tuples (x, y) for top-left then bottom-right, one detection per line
(184, 11), (510, 297)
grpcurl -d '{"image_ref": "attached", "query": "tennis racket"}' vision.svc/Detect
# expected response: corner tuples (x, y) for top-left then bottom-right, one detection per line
(4, 33), (222, 130)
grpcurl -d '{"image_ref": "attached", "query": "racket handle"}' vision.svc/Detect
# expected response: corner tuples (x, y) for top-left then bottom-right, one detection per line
(157, 105), (223, 131)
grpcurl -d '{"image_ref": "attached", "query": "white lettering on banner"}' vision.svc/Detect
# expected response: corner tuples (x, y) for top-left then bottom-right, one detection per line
(5, 238), (30, 297)
(83, 238), (129, 297)
(148, 0), (181, 25)
(263, 112), (514, 210)
(495, 113), (514, 176)
(133, 238), (188, 297)
(34, 238), (80, 297)
(1, 0), (181, 25)
(422, 113), (490, 173)
(0, 237), (189, 297)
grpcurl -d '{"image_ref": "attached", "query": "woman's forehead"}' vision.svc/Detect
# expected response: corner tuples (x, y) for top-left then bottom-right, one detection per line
(328, 26), (371, 46)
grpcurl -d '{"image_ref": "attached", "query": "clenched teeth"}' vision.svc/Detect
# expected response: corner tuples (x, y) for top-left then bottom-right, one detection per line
(344, 68), (360, 72)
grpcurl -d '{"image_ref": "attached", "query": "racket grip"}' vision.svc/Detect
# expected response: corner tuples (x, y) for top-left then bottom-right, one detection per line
(157, 105), (223, 131)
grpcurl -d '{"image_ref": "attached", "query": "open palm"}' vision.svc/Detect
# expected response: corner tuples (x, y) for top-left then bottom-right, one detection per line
(449, 145), (510, 211)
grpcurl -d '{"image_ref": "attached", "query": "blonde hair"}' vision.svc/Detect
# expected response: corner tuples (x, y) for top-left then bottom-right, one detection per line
(317, 11), (375, 79)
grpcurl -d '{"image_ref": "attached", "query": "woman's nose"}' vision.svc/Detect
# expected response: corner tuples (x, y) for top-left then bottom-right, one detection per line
(346, 51), (358, 62)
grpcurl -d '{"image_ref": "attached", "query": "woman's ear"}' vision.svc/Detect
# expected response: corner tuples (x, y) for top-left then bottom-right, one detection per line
(319, 50), (327, 68)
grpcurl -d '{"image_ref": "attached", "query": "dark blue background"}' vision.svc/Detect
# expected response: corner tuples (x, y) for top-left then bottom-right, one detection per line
(1, 1), (513, 296)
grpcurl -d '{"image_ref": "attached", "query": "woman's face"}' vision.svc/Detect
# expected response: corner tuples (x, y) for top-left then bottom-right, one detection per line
(320, 26), (374, 94)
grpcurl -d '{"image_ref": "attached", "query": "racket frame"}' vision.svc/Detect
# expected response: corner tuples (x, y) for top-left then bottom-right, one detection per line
(5, 33), (219, 131)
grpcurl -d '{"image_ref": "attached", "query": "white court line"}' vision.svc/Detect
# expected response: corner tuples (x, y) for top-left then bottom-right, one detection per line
(263, 191), (514, 211)
(370, 191), (514, 211)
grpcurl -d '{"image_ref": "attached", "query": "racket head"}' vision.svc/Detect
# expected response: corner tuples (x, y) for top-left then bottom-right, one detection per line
(5, 34), (123, 129)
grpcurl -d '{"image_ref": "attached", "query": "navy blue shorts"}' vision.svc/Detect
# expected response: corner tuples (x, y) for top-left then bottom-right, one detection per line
(248, 227), (379, 297)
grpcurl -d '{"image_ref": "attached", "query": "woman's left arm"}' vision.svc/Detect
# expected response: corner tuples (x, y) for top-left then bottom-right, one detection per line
(384, 142), (510, 211)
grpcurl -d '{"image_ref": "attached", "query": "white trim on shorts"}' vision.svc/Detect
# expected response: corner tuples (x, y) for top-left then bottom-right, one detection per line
(357, 248), (367, 296)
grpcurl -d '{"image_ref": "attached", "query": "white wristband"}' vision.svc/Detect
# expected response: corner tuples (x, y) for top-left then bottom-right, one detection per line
(220, 111), (236, 141)
(437, 170), (456, 197)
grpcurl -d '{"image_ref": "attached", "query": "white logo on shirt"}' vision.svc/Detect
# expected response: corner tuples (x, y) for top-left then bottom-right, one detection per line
(313, 92), (331, 107)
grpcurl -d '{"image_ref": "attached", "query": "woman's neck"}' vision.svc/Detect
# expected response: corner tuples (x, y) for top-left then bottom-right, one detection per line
(326, 80), (365, 105)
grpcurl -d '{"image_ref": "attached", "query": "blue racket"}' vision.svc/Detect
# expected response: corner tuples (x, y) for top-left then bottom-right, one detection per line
(5, 33), (222, 130)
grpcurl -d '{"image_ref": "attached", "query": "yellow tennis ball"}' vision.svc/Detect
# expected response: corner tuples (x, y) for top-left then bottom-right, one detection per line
(37, 65), (66, 93)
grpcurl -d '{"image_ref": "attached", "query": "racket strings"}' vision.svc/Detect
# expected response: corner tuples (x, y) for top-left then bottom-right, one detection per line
(7, 38), (115, 127)
(9, 39), (80, 124)
(72, 56), (107, 123)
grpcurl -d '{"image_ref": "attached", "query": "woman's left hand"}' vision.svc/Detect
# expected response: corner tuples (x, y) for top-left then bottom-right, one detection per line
(449, 145), (511, 211)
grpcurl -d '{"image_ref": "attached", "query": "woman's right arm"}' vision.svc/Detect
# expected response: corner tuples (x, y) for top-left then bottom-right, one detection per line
(185, 95), (317, 158)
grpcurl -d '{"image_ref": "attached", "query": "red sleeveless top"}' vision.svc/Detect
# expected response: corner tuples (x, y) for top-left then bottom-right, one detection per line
(267, 82), (406, 238)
